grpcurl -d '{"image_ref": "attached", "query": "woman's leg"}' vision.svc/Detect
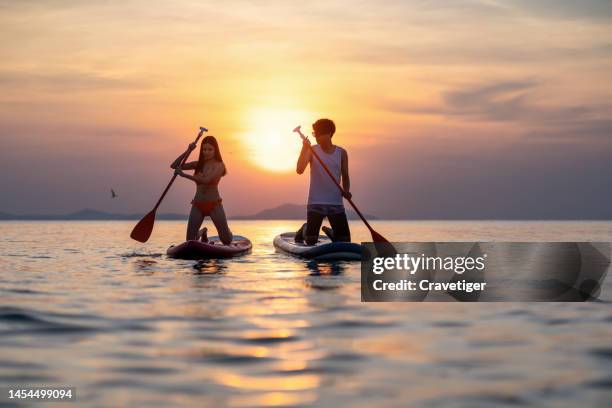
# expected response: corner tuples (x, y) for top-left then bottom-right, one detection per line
(210, 204), (233, 245)
(186, 205), (205, 241)
(197, 227), (208, 242)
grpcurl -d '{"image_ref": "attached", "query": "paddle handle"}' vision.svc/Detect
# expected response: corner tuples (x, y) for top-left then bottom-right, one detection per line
(152, 127), (207, 211)
(294, 128), (376, 232)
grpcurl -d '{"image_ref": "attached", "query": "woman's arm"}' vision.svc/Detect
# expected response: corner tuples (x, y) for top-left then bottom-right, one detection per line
(170, 142), (198, 169)
(175, 162), (224, 185)
(180, 161), (198, 170)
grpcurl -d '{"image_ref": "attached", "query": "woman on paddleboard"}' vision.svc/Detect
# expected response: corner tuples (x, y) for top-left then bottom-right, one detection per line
(172, 136), (233, 244)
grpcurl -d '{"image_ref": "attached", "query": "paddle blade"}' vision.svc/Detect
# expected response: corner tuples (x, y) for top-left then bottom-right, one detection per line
(369, 228), (397, 257)
(370, 228), (390, 244)
(130, 209), (156, 243)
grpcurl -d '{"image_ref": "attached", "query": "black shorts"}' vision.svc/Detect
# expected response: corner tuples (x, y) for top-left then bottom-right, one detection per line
(302, 208), (351, 244)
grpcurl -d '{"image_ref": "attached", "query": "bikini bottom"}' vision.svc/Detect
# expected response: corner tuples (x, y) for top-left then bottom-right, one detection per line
(191, 199), (222, 216)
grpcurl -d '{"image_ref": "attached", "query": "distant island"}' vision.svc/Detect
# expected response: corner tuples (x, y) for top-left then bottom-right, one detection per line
(0, 204), (379, 221)
(2, 206), (610, 220)
(232, 203), (378, 220)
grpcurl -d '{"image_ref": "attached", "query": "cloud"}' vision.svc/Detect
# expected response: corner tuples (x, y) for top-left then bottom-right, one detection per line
(0, 70), (151, 93)
(340, 42), (612, 68)
(440, 80), (595, 123)
(383, 78), (608, 126)
(509, 0), (612, 20)
(441, 80), (539, 120)
(0, 120), (165, 157)
(340, 45), (486, 67)
(525, 119), (612, 141)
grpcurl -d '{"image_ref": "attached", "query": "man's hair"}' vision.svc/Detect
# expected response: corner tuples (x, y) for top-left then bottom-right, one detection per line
(312, 118), (336, 137)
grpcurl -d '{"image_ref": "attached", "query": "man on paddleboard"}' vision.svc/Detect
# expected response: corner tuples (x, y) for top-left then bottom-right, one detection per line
(295, 118), (352, 245)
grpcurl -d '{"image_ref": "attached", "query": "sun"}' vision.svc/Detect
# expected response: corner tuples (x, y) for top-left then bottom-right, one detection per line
(243, 108), (313, 172)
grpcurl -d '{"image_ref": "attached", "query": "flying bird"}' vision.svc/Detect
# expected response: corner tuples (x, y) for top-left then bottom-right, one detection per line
(111, 189), (118, 199)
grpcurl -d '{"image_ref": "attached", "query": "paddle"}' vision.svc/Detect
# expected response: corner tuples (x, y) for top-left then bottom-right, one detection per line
(293, 125), (390, 244)
(130, 126), (208, 243)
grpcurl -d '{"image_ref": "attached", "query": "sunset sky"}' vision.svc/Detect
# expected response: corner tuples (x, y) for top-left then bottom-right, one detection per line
(1, 1), (611, 218)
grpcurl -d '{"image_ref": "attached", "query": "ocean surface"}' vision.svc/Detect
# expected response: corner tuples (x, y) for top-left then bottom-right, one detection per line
(1, 220), (611, 407)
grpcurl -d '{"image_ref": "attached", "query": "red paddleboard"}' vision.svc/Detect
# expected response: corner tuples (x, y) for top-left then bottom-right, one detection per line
(167, 235), (252, 259)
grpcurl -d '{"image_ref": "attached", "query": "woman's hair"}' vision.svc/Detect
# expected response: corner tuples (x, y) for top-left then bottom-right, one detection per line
(196, 135), (226, 175)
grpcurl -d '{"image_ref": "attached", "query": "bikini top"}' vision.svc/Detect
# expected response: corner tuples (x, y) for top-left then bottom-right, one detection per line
(196, 163), (223, 186)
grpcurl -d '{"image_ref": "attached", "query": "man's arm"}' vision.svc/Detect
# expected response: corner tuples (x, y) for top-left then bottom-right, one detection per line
(296, 139), (312, 174)
(341, 148), (351, 199)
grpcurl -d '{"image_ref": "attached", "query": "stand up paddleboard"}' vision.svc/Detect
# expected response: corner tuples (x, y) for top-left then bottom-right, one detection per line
(273, 232), (363, 261)
(167, 235), (252, 259)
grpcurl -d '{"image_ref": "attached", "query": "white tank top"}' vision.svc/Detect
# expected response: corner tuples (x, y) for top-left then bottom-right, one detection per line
(308, 144), (344, 205)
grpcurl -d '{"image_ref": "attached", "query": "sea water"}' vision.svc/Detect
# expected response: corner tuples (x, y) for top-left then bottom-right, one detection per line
(1, 220), (611, 407)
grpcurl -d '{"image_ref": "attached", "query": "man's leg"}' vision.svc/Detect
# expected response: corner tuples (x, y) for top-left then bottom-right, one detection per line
(304, 211), (324, 245)
(328, 212), (351, 242)
(294, 223), (308, 243)
(322, 225), (334, 240)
